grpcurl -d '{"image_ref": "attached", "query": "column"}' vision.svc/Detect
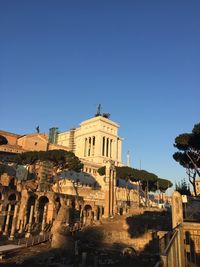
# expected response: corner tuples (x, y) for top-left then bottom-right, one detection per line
(26, 205), (34, 237)
(34, 200), (40, 223)
(112, 140), (116, 163)
(104, 161), (111, 218)
(85, 138), (88, 157)
(9, 204), (19, 240)
(99, 206), (103, 220)
(107, 138), (110, 157)
(95, 134), (101, 157)
(83, 210), (87, 225)
(47, 202), (54, 224)
(102, 136), (105, 156)
(110, 139), (112, 158)
(105, 138), (109, 157)
(84, 138), (86, 157)
(3, 204), (12, 236)
(41, 205), (47, 233)
(118, 139), (122, 163)
(16, 190), (28, 232)
(92, 136), (95, 156)
(94, 207), (97, 221)
(0, 204), (5, 232)
(88, 137), (91, 156)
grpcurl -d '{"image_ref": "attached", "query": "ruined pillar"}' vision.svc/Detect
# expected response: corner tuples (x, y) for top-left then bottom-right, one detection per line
(51, 199), (73, 251)
(172, 191), (183, 228)
(26, 205), (34, 237)
(47, 201), (54, 224)
(0, 204), (6, 232)
(41, 205), (47, 232)
(3, 204), (12, 236)
(94, 207), (98, 221)
(17, 189), (28, 233)
(34, 200), (40, 223)
(104, 160), (116, 218)
(9, 204), (19, 240)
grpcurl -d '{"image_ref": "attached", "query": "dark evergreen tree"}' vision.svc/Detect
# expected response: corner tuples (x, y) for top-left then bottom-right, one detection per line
(175, 178), (191, 196)
(173, 123), (200, 196)
(97, 165), (172, 206)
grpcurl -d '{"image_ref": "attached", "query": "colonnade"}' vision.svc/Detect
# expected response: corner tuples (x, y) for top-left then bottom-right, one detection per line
(84, 136), (96, 157)
(0, 194), (54, 239)
(84, 136), (114, 158)
(80, 204), (103, 225)
(0, 192), (104, 240)
(102, 136), (113, 157)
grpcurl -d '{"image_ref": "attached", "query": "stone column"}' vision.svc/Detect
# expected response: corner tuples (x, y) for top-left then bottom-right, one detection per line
(110, 139), (112, 158)
(17, 190), (29, 232)
(0, 204), (6, 232)
(104, 137), (107, 157)
(111, 170), (116, 216)
(47, 201), (54, 224)
(97, 135), (102, 157)
(26, 205), (34, 237)
(34, 200), (40, 223)
(83, 210), (87, 225)
(117, 139), (122, 163)
(9, 204), (19, 240)
(41, 205), (47, 232)
(172, 191), (183, 228)
(107, 138), (110, 157)
(104, 161), (111, 218)
(85, 138), (88, 157)
(94, 207), (98, 221)
(3, 204), (12, 236)
(92, 136), (95, 156)
(99, 206), (103, 220)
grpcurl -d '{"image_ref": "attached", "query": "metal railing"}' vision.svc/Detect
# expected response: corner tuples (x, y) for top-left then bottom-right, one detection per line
(155, 225), (185, 267)
(17, 231), (52, 247)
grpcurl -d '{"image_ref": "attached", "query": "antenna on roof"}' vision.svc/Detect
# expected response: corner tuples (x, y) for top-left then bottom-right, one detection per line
(127, 150), (131, 167)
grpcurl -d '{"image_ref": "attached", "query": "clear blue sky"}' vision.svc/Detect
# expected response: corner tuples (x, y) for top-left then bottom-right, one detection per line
(1, 1), (200, 191)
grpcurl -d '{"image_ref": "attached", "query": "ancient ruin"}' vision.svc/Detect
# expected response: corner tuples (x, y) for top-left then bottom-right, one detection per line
(0, 114), (139, 252)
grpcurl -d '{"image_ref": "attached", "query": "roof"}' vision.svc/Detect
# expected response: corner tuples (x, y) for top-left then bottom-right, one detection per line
(0, 130), (21, 138)
(80, 116), (119, 128)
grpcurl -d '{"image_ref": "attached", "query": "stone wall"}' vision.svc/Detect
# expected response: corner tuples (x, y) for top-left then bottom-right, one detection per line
(102, 229), (153, 251)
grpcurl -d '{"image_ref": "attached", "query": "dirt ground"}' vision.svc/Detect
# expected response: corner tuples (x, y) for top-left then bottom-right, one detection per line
(0, 241), (159, 267)
(0, 209), (169, 267)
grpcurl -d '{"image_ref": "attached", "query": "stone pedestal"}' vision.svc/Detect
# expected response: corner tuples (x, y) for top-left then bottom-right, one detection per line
(172, 191), (183, 228)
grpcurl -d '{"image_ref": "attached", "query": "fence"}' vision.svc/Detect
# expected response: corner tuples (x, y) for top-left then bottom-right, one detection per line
(17, 231), (52, 247)
(155, 224), (185, 267)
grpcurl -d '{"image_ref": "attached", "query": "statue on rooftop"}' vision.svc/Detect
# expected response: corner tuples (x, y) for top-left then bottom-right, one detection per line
(36, 126), (40, 133)
(95, 104), (101, 116)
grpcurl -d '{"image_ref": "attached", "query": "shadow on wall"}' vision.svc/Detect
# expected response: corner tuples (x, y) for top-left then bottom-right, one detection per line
(185, 231), (200, 266)
(0, 211), (172, 267)
(126, 210), (172, 238)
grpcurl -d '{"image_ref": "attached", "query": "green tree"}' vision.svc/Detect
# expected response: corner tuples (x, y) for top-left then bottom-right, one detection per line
(175, 178), (191, 196)
(97, 165), (172, 206)
(15, 150), (83, 191)
(157, 178), (173, 193)
(173, 123), (200, 196)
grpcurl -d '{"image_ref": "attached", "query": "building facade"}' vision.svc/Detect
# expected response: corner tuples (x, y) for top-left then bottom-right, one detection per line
(57, 115), (123, 169)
